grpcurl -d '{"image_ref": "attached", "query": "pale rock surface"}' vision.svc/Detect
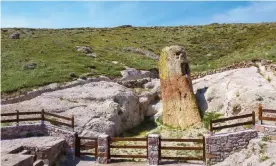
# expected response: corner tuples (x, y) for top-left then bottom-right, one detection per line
(193, 66), (276, 117)
(1, 81), (143, 137)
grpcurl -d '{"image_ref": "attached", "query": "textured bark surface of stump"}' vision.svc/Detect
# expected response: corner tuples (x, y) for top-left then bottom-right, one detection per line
(159, 45), (201, 129)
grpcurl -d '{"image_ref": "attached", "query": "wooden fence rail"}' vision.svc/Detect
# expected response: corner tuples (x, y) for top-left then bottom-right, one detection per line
(74, 136), (206, 162)
(210, 111), (255, 132)
(110, 137), (148, 159)
(0, 109), (74, 130)
(160, 137), (205, 161)
(258, 104), (276, 124)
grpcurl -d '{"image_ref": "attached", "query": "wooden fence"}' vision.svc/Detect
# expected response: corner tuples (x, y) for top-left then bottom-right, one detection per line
(74, 136), (205, 162)
(160, 137), (205, 161)
(0, 109), (74, 130)
(210, 111), (255, 132)
(110, 137), (148, 159)
(75, 134), (98, 157)
(258, 104), (276, 124)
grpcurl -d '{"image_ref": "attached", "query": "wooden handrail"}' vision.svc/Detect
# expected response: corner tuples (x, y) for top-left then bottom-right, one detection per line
(161, 146), (203, 150)
(1, 110), (74, 129)
(44, 112), (72, 120)
(212, 113), (252, 123)
(161, 138), (203, 143)
(110, 145), (147, 149)
(111, 137), (146, 142)
(262, 109), (276, 113)
(212, 121), (253, 131)
(210, 112), (255, 132)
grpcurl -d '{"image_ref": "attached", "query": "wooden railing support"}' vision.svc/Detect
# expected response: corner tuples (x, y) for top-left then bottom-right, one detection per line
(41, 109), (45, 125)
(210, 120), (213, 132)
(75, 133), (80, 157)
(258, 104), (263, 124)
(16, 110), (19, 126)
(71, 115), (74, 132)
(203, 136), (206, 162)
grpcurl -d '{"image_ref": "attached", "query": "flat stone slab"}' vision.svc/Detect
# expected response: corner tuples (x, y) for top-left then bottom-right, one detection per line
(1, 136), (66, 154)
(1, 136), (67, 166)
(1, 153), (33, 166)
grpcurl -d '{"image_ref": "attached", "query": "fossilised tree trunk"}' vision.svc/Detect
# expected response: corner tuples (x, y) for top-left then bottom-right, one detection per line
(159, 45), (201, 129)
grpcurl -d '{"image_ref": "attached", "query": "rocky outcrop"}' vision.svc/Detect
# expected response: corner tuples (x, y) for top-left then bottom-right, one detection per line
(75, 46), (93, 54)
(1, 81), (144, 137)
(122, 47), (159, 60)
(191, 59), (273, 80)
(10, 31), (20, 39)
(193, 66), (276, 122)
(159, 45), (201, 129)
(1, 76), (111, 105)
(120, 68), (158, 81)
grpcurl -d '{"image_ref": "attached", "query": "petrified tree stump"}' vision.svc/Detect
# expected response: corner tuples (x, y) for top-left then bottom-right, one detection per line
(159, 45), (201, 129)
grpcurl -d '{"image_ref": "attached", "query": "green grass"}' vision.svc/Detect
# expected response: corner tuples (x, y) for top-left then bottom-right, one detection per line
(202, 112), (223, 129)
(2, 23), (276, 95)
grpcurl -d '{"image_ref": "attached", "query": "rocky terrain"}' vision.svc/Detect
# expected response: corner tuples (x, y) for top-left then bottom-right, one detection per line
(2, 61), (276, 137)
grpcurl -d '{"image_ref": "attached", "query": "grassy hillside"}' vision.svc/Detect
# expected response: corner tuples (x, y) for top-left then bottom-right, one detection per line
(1, 23), (276, 94)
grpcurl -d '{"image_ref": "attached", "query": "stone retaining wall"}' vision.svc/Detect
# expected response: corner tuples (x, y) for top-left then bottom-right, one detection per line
(255, 124), (276, 136)
(1, 124), (45, 139)
(1, 123), (76, 146)
(205, 130), (258, 165)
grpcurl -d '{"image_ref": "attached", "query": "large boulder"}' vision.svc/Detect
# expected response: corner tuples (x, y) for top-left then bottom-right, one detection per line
(193, 66), (276, 117)
(1, 81), (144, 137)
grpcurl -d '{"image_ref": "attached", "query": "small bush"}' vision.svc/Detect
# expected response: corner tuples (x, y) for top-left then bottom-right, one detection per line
(262, 135), (271, 142)
(202, 112), (223, 129)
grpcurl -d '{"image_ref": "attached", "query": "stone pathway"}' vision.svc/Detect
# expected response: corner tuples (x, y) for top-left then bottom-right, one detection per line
(61, 153), (203, 166)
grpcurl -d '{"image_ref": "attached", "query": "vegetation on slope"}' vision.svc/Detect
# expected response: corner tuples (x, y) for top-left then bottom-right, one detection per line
(1, 23), (276, 94)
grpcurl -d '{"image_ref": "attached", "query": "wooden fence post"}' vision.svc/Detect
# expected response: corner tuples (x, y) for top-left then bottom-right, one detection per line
(71, 115), (74, 132)
(258, 104), (262, 124)
(203, 136), (206, 162)
(95, 139), (98, 158)
(75, 133), (80, 157)
(252, 111), (255, 125)
(41, 109), (45, 125)
(16, 110), (19, 126)
(210, 120), (213, 133)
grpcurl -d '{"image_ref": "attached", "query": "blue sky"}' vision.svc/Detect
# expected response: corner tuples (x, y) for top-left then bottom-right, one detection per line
(1, 1), (276, 28)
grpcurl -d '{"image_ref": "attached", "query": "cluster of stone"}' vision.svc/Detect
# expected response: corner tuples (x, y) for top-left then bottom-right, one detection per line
(191, 59), (273, 80)
(117, 78), (151, 88)
(205, 130), (258, 165)
(147, 134), (160, 165)
(97, 134), (110, 164)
